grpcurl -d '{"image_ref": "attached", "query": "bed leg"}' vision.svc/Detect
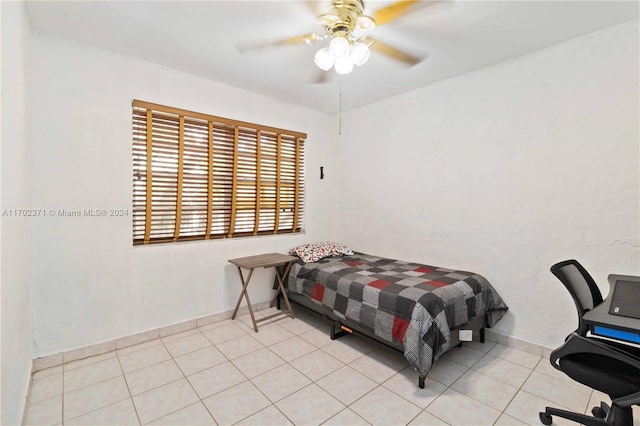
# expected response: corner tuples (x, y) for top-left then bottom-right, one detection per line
(418, 375), (426, 389)
(330, 321), (349, 340)
(275, 292), (282, 310)
(480, 327), (485, 343)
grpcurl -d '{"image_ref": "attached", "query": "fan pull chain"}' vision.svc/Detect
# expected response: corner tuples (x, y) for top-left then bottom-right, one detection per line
(339, 78), (343, 135)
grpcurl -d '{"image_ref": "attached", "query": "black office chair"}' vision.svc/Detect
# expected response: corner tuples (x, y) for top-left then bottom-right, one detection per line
(540, 260), (640, 426)
(550, 259), (603, 336)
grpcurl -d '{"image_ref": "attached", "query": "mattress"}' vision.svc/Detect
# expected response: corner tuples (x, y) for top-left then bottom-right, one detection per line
(285, 252), (508, 376)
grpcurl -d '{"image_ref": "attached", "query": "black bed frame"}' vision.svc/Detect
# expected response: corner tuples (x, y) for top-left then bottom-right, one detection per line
(276, 291), (486, 389)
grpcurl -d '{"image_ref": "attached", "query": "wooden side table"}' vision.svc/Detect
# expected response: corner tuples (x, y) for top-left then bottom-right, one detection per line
(228, 253), (297, 332)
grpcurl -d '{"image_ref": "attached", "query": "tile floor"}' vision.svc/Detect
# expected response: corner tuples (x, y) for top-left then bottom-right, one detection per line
(24, 307), (640, 426)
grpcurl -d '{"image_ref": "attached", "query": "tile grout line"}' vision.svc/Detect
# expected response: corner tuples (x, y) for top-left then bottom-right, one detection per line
(385, 341), (488, 424)
(184, 322), (295, 425)
(38, 312), (568, 426)
(346, 379), (410, 424)
(494, 354), (542, 425)
(203, 316), (307, 425)
(234, 314), (352, 424)
(154, 334), (215, 424)
(230, 315), (356, 424)
(62, 361), (133, 423)
(63, 326), (212, 424)
(515, 355), (594, 420)
(376, 340), (531, 425)
(118, 336), (199, 424)
(61, 362), (65, 425)
(404, 400), (450, 426)
(455, 343), (521, 422)
(297, 318), (430, 424)
(321, 336), (417, 422)
(404, 354), (468, 426)
(232, 380), (296, 426)
(29, 314), (264, 425)
(474, 347), (539, 425)
(321, 407), (371, 426)
(154, 324), (283, 423)
(114, 349), (142, 426)
(125, 335), (209, 425)
(57, 319), (379, 423)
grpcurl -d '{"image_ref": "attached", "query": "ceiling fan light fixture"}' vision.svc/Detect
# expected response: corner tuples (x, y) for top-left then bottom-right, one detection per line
(318, 13), (341, 26)
(334, 57), (354, 75)
(356, 15), (376, 32)
(350, 42), (370, 66)
(329, 36), (350, 58)
(314, 47), (334, 71)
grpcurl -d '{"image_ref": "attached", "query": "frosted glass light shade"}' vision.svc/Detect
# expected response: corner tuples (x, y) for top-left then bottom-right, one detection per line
(334, 57), (354, 74)
(350, 42), (370, 67)
(329, 36), (350, 58)
(314, 47), (334, 71)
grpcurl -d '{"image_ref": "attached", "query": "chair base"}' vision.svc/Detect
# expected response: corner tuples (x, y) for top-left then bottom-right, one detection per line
(540, 402), (632, 426)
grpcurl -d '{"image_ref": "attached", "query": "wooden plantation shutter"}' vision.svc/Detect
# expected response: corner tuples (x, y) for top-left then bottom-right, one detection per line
(132, 100), (306, 246)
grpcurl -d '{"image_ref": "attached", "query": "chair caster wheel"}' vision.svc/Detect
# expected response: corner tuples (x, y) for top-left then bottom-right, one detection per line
(591, 406), (606, 418)
(539, 412), (552, 425)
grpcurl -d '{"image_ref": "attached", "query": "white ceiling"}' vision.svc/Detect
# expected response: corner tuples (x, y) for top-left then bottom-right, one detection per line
(26, 1), (639, 114)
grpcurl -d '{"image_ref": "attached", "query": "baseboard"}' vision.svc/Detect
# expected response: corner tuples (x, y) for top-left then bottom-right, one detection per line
(484, 328), (555, 358)
(32, 304), (554, 372)
(20, 363), (34, 426)
(32, 301), (272, 373)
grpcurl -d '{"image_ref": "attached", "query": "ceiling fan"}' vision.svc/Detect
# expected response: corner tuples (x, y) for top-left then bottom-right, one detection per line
(237, 0), (434, 77)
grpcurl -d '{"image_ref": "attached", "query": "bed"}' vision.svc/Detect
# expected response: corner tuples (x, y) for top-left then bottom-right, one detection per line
(277, 251), (508, 388)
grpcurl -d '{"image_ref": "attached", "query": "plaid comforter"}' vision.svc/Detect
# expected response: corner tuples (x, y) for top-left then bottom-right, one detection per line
(286, 253), (508, 376)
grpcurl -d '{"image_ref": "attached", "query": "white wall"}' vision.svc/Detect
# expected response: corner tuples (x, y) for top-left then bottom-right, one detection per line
(336, 21), (640, 348)
(29, 31), (337, 357)
(25, 17), (640, 357)
(1, 1), (33, 424)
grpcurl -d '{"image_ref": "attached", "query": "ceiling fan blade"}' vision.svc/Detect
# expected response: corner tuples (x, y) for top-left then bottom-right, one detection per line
(237, 33), (322, 53)
(366, 38), (423, 66)
(373, 0), (422, 26)
(304, 0), (325, 16)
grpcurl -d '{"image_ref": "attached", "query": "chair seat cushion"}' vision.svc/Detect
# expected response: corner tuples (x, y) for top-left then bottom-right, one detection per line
(561, 353), (640, 400)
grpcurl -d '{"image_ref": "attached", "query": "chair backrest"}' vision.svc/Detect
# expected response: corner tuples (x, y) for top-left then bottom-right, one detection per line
(550, 259), (604, 335)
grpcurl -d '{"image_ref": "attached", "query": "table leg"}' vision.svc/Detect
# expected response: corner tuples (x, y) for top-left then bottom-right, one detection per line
(270, 262), (295, 319)
(269, 268), (280, 308)
(231, 266), (258, 332)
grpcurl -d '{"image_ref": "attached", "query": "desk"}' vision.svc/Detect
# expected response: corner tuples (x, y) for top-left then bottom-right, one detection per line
(228, 253), (297, 332)
(583, 274), (640, 345)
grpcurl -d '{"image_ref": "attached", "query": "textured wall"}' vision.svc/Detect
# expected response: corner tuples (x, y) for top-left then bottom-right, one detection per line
(335, 21), (639, 348)
(1, 1), (33, 423)
(28, 31), (337, 357)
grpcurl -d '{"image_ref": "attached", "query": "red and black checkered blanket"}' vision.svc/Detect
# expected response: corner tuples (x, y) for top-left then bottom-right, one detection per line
(286, 253), (508, 376)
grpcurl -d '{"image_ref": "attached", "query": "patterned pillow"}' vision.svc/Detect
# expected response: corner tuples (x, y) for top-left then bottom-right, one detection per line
(318, 241), (354, 256)
(288, 243), (331, 263)
(289, 242), (354, 262)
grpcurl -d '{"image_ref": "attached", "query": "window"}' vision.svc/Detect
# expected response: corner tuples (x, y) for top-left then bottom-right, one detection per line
(132, 100), (306, 245)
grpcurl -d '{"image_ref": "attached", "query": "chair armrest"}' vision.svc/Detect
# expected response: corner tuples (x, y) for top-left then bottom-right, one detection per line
(613, 389), (640, 408)
(550, 332), (640, 373)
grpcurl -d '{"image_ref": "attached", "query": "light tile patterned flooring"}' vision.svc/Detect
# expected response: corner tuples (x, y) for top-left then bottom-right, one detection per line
(24, 306), (640, 426)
